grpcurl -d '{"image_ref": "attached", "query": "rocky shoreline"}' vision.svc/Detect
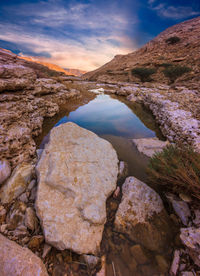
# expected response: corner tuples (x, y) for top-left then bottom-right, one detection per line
(0, 47), (200, 275)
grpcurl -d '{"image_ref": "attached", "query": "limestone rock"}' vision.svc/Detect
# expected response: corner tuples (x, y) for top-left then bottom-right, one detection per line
(0, 159), (11, 185)
(0, 234), (48, 276)
(36, 122), (118, 255)
(180, 227), (200, 267)
(132, 137), (169, 157)
(25, 207), (38, 231)
(0, 163), (34, 204)
(115, 176), (171, 252)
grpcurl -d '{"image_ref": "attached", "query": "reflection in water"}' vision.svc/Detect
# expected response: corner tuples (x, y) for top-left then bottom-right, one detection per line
(55, 94), (156, 139)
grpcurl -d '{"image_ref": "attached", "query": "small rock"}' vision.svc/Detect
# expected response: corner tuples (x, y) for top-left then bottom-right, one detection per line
(181, 272), (194, 276)
(56, 253), (63, 263)
(83, 254), (100, 269)
(42, 243), (52, 259)
(25, 207), (38, 231)
(19, 192), (28, 203)
(180, 227), (200, 267)
(28, 179), (36, 191)
(167, 194), (191, 226)
(0, 206), (6, 224)
(156, 255), (169, 273)
(130, 244), (148, 265)
(179, 263), (186, 271)
(170, 250), (180, 275)
(29, 186), (37, 201)
(0, 163), (34, 203)
(0, 224), (7, 233)
(6, 201), (26, 230)
(28, 235), (44, 250)
(179, 193), (192, 203)
(0, 159), (11, 185)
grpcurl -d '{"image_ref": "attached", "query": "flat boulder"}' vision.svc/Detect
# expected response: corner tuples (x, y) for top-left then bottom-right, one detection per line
(0, 234), (48, 276)
(132, 137), (169, 157)
(36, 122), (118, 255)
(115, 177), (171, 252)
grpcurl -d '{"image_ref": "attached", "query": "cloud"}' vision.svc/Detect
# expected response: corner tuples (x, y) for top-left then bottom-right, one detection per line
(0, 23), (135, 71)
(149, 2), (200, 19)
(0, 0), (138, 70)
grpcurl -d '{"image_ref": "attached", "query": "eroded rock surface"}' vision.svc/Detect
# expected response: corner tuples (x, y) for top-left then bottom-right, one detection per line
(0, 233), (48, 276)
(36, 122), (118, 255)
(115, 176), (171, 252)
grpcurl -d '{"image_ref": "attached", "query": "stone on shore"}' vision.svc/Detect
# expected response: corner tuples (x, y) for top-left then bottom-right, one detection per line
(36, 122), (118, 255)
(115, 176), (171, 252)
(0, 233), (48, 276)
(0, 159), (11, 185)
(0, 163), (34, 204)
(132, 137), (169, 157)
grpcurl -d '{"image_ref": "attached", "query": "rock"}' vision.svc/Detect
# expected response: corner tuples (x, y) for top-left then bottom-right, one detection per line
(29, 186), (37, 201)
(0, 159), (11, 185)
(27, 179), (36, 191)
(180, 272), (194, 276)
(180, 227), (200, 267)
(25, 207), (38, 231)
(156, 255), (169, 273)
(115, 177), (171, 252)
(130, 244), (148, 265)
(170, 250), (180, 276)
(42, 243), (52, 259)
(127, 94), (137, 102)
(0, 206), (6, 224)
(0, 163), (34, 204)
(28, 235), (44, 250)
(132, 137), (169, 157)
(19, 192), (28, 203)
(36, 122), (118, 255)
(0, 234), (48, 275)
(6, 201), (26, 230)
(167, 194), (191, 226)
(113, 186), (120, 198)
(83, 255), (100, 269)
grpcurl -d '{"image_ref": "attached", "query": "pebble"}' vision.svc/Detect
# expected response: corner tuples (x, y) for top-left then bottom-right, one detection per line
(28, 235), (44, 250)
(179, 193), (192, 203)
(170, 250), (180, 275)
(25, 207), (38, 231)
(0, 159), (11, 185)
(83, 254), (100, 269)
(42, 243), (52, 259)
(27, 179), (36, 191)
(19, 192), (28, 203)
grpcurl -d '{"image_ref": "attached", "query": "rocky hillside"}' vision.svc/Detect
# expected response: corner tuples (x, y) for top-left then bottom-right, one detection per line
(83, 16), (200, 89)
(0, 48), (92, 168)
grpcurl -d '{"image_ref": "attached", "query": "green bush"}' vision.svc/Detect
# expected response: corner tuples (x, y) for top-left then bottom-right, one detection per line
(147, 145), (200, 200)
(131, 67), (156, 82)
(160, 63), (173, 68)
(165, 36), (180, 45)
(163, 65), (191, 83)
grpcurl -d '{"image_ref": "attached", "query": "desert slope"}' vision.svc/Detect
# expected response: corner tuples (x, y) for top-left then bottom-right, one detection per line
(83, 16), (200, 89)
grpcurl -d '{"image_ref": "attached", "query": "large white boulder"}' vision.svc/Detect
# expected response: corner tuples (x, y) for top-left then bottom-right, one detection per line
(36, 122), (118, 255)
(115, 177), (171, 252)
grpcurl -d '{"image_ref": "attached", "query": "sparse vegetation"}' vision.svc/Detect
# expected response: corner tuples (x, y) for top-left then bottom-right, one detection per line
(163, 65), (191, 83)
(165, 36), (180, 45)
(159, 63), (173, 68)
(131, 67), (157, 82)
(147, 145), (200, 200)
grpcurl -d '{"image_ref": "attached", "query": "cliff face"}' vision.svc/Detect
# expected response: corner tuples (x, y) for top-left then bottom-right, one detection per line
(83, 16), (200, 90)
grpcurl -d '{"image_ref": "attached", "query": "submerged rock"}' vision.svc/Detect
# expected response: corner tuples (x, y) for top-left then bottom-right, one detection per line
(132, 137), (169, 157)
(115, 177), (171, 252)
(0, 163), (34, 204)
(36, 122), (118, 255)
(0, 233), (48, 276)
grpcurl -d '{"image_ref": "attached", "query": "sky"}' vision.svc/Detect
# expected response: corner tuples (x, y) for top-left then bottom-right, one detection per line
(0, 0), (199, 71)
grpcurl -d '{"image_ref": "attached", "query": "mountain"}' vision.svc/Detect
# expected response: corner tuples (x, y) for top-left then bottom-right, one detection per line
(20, 56), (86, 76)
(83, 16), (200, 90)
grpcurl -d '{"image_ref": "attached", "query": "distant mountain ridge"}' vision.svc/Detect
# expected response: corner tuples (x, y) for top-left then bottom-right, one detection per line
(83, 16), (200, 90)
(20, 56), (86, 76)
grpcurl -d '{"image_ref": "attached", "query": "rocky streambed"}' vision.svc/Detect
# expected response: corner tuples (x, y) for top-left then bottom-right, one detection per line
(0, 55), (200, 276)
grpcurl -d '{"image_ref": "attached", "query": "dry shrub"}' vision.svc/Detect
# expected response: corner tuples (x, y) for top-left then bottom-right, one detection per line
(131, 67), (157, 82)
(147, 145), (200, 200)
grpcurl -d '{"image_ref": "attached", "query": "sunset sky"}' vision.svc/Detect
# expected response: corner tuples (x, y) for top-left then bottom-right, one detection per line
(0, 0), (199, 71)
